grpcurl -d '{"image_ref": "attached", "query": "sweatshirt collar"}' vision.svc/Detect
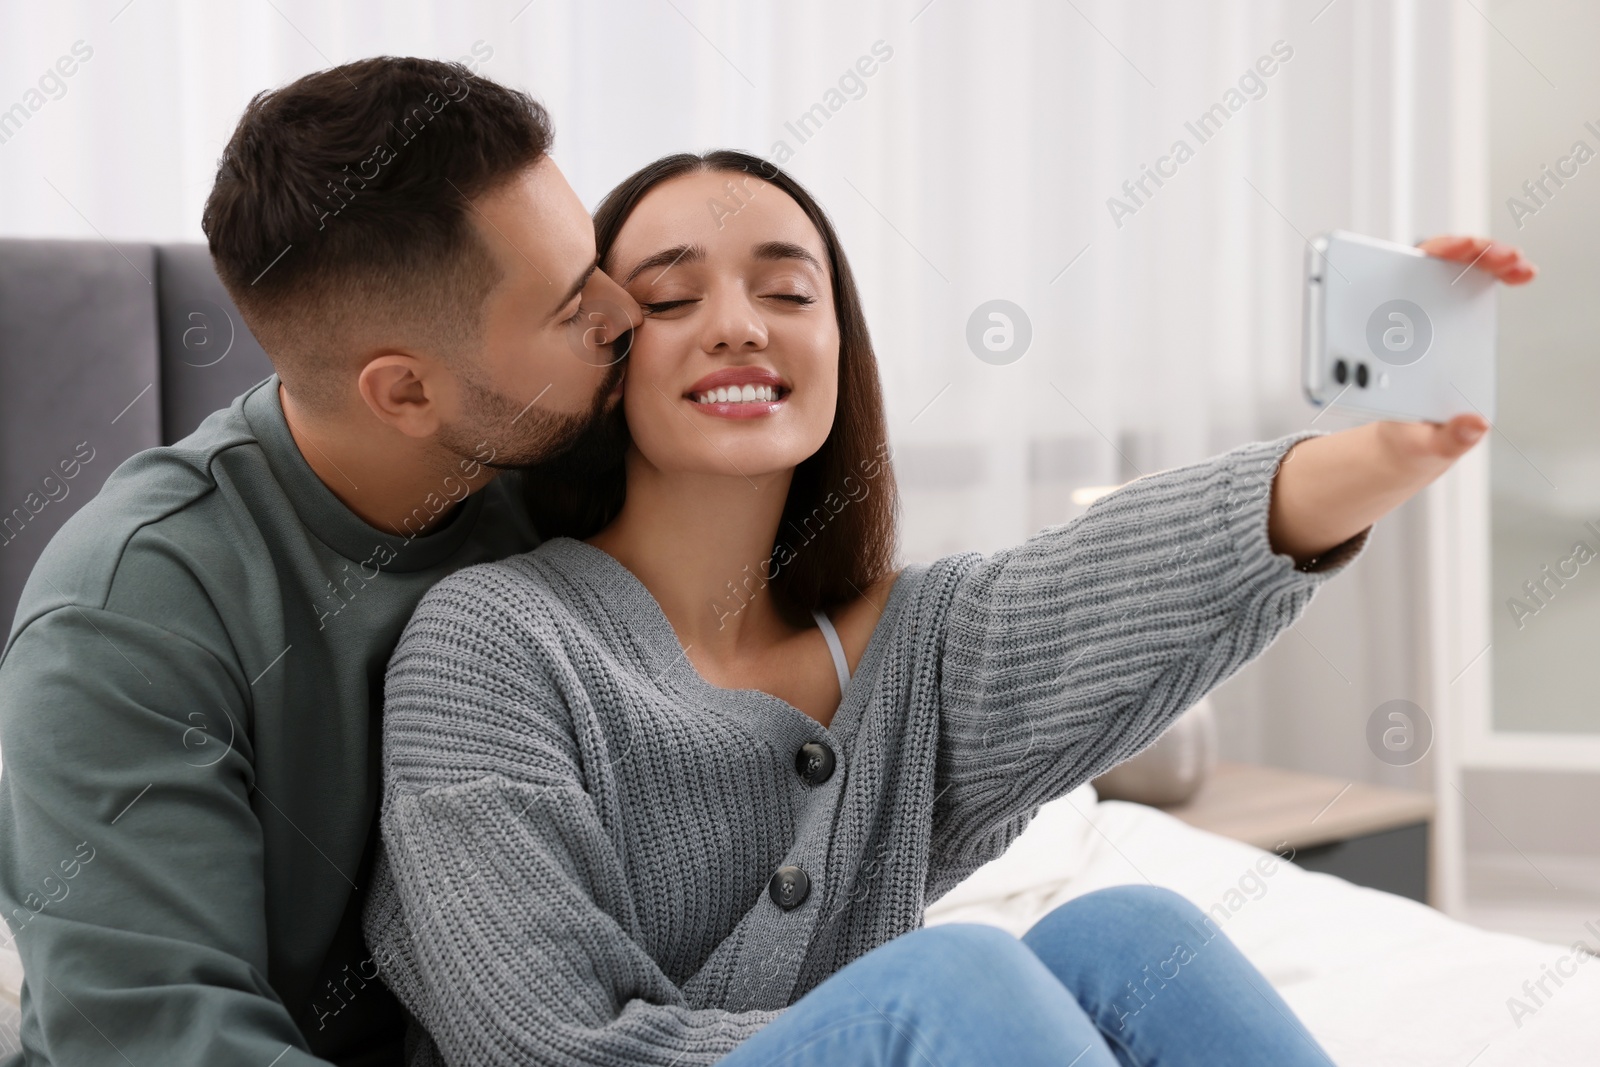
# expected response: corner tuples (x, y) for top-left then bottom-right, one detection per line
(242, 374), (489, 572)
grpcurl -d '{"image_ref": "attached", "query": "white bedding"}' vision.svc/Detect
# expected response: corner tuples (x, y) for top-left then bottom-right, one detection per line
(926, 784), (1600, 1066)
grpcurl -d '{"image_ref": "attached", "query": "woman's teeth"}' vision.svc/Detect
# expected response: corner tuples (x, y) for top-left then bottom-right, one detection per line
(693, 384), (780, 404)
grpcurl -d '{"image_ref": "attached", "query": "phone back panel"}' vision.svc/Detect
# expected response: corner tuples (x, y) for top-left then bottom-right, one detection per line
(1303, 230), (1497, 422)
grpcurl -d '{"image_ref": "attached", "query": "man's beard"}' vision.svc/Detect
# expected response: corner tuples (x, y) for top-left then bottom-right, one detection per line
(436, 357), (629, 478)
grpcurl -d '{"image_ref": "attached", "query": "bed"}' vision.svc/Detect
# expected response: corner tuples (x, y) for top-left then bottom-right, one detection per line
(925, 782), (1600, 1065)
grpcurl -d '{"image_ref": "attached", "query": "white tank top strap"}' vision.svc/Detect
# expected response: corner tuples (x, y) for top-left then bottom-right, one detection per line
(811, 608), (851, 696)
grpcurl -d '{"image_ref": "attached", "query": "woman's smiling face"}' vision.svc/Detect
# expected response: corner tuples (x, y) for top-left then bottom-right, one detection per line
(605, 170), (841, 480)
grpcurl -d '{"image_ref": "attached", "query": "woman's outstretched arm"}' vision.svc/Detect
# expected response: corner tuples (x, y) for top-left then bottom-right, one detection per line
(925, 429), (1370, 900)
(926, 416), (1490, 897)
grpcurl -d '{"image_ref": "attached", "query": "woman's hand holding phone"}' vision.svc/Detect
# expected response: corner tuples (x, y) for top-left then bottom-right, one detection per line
(1267, 415), (1481, 567)
(1273, 234), (1536, 567)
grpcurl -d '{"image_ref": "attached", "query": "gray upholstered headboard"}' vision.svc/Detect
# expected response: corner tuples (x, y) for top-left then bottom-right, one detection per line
(0, 239), (274, 632)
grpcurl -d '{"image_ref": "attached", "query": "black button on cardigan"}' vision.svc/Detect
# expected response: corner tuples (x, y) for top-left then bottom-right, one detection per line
(795, 741), (836, 786)
(768, 865), (811, 910)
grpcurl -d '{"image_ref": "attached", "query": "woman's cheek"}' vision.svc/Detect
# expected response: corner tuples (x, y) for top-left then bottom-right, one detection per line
(622, 373), (692, 469)
(625, 380), (667, 432)
(805, 378), (839, 453)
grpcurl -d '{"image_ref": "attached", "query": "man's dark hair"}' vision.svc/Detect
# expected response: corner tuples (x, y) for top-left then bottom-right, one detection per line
(202, 55), (554, 413)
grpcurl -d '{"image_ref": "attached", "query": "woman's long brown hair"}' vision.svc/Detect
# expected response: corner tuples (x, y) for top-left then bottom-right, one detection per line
(521, 150), (899, 620)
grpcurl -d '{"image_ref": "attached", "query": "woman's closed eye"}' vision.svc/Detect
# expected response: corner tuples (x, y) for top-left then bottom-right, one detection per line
(640, 293), (816, 316)
(640, 299), (696, 316)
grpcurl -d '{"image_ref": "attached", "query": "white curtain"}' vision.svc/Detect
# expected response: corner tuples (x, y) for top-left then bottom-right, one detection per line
(0, 0), (1489, 789)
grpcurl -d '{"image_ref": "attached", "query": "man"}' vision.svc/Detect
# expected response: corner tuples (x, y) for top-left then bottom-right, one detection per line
(0, 56), (638, 1065)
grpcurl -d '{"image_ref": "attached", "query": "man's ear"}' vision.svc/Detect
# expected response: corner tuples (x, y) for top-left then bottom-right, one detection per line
(357, 353), (448, 439)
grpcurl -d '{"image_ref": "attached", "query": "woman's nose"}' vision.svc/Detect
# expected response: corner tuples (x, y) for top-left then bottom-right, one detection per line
(702, 291), (767, 353)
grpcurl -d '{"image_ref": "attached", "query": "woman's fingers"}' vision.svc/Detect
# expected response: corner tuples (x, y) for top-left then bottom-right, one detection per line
(1416, 235), (1538, 284)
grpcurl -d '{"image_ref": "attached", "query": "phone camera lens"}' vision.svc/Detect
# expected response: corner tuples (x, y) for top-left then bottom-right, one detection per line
(1332, 359), (1348, 384)
(1355, 363), (1370, 388)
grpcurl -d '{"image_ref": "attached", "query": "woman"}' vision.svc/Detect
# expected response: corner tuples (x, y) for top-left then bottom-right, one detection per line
(362, 150), (1492, 1066)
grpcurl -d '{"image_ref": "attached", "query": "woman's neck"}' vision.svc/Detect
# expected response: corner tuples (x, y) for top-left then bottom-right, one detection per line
(586, 454), (800, 659)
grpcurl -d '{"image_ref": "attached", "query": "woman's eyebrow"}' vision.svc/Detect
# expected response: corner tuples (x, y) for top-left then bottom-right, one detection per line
(624, 243), (704, 285)
(754, 241), (823, 271)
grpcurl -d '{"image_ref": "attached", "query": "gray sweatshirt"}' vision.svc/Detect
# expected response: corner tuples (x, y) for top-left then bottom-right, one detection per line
(361, 429), (1370, 1067)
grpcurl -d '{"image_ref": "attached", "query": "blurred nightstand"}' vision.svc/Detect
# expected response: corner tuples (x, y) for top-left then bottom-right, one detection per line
(1156, 762), (1437, 905)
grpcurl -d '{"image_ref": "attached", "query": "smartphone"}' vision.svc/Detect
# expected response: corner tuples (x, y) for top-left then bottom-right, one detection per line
(1302, 229), (1497, 423)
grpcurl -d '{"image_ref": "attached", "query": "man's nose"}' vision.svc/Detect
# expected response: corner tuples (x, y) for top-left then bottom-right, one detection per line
(589, 268), (643, 334)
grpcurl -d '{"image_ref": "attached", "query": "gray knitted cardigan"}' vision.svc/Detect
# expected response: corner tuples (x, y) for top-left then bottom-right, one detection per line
(361, 429), (1369, 1066)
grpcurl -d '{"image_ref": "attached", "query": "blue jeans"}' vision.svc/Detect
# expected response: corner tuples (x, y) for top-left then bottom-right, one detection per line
(717, 885), (1333, 1066)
